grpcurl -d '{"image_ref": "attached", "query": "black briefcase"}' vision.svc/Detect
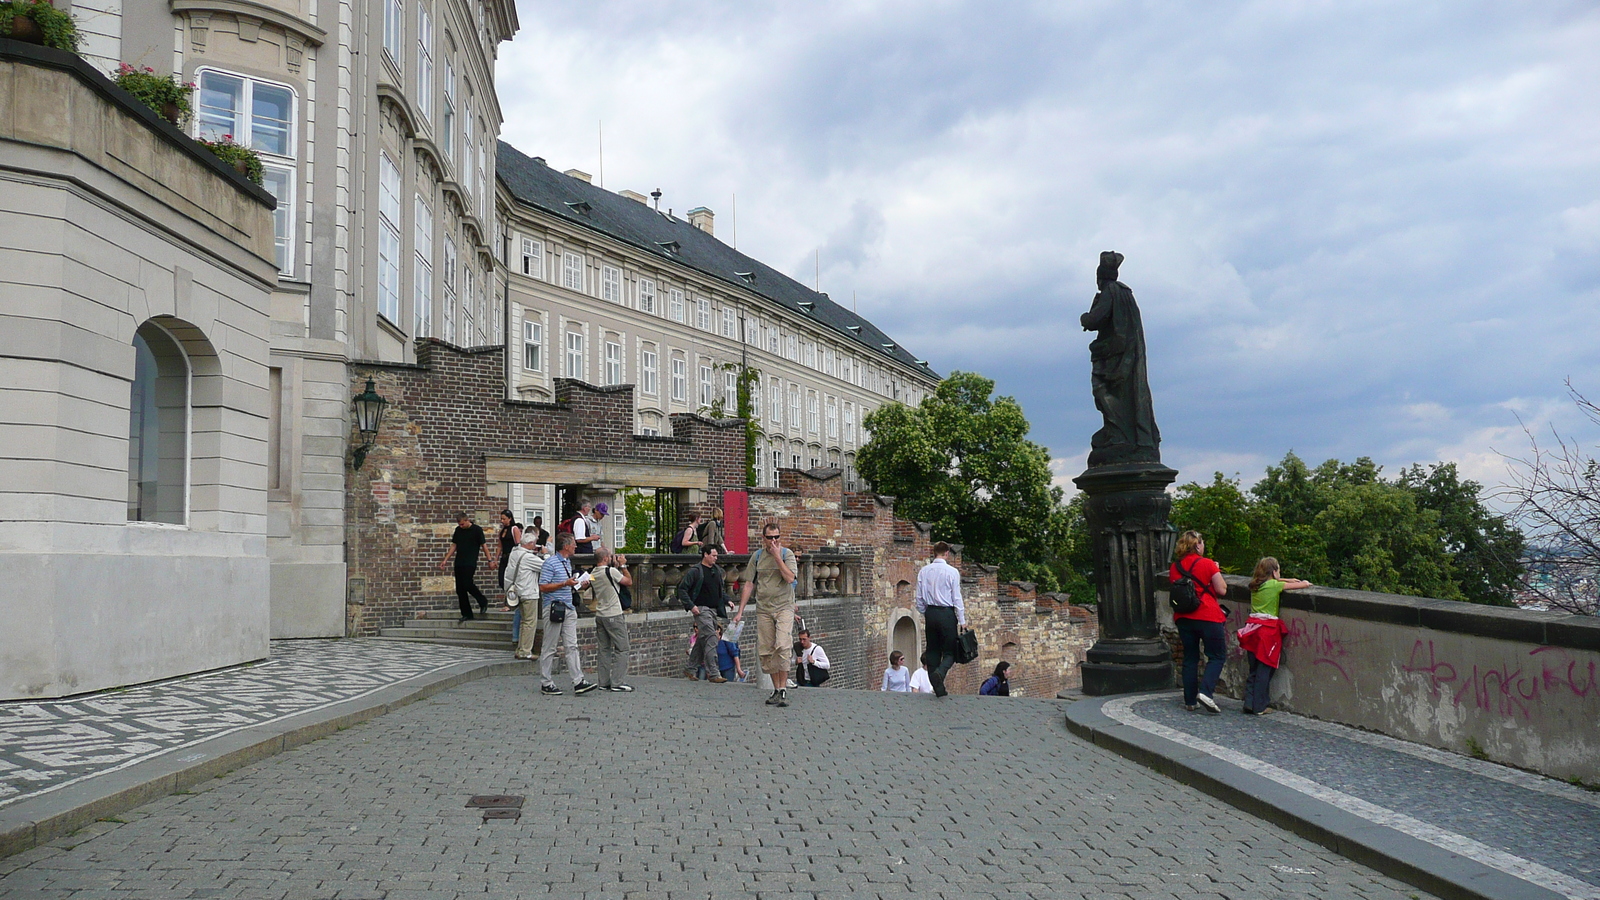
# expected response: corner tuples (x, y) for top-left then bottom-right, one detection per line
(956, 628), (979, 664)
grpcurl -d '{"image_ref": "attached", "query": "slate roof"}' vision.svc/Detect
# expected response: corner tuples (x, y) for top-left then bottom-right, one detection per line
(496, 141), (936, 378)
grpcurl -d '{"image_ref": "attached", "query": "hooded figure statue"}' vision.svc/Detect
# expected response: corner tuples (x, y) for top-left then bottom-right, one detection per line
(1080, 251), (1161, 466)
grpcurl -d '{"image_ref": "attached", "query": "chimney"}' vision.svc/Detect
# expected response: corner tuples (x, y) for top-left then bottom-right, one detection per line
(564, 168), (592, 183)
(687, 207), (714, 235)
(619, 189), (649, 204)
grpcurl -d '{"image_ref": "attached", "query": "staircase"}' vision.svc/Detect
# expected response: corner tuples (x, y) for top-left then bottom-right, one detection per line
(374, 609), (519, 651)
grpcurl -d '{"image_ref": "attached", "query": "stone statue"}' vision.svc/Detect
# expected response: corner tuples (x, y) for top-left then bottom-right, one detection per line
(1080, 251), (1161, 466)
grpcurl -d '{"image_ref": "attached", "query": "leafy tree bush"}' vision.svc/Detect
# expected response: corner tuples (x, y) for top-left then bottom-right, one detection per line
(113, 63), (194, 124)
(0, 0), (80, 51)
(198, 135), (263, 185)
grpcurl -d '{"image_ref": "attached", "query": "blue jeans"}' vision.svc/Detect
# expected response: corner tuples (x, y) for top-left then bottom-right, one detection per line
(1177, 618), (1226, 706)
(511, 605), (524, 644)
(1245, 653), (1274, 712)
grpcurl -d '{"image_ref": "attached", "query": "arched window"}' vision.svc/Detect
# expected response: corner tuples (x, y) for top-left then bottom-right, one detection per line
(127, 321), (189, 524)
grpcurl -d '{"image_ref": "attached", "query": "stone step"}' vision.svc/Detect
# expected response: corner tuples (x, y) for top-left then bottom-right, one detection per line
(381, 626), (513, 641)
(401, 619), (517, 631)
(369, 634), (517, 652)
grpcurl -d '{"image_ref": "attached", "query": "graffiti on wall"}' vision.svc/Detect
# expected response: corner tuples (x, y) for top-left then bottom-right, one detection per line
(1400, 640), (1597, 721)
(1283, 617), (1354, 683)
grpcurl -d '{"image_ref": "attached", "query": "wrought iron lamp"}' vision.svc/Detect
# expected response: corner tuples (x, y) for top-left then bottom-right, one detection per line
(350, 378), (387, 470)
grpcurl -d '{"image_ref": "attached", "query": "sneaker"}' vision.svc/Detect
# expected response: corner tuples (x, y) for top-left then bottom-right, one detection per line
(708, 675), (728, 684)
(604, 684), (634, 692)
(775, 690), (789, 708)
(765, 690), (782, 706)
(573, 681), (600, 694)
(540, 684), (562, 696)
(786, 678), (798, 689)
(1196, 693), (1221, 714)
(1184, 704), (1199, 712)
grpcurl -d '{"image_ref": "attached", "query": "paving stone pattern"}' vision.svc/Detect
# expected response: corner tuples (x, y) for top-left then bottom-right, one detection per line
(0, 676), (1435, 899)
(1126, 694), (1600, 895)
(0, 641), (504, 810)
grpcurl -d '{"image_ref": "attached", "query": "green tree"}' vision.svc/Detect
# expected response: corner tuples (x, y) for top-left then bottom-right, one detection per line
(1315, 481), (1459, 599)
(1170, 473), (1277, 574)
(1399, 463), (1524, 607)
(1042, 494), (1095, 605)
(857, 371), (1062, 587)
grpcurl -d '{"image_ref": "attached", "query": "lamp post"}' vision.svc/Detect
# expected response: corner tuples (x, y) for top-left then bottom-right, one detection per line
(350, 378), (387, 470)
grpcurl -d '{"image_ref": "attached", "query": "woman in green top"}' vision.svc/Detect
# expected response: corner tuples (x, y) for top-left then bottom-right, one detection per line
(1239, 558), (1312, 715)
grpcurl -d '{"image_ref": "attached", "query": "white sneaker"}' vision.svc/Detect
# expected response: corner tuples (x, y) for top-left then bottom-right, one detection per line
(1196, 693), (1221, 713)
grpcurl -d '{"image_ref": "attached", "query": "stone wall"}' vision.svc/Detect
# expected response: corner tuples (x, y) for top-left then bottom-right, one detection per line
(346, 339), (747, 635)
(0, 41), (279, 698)
(1159, 578), (1600, 782)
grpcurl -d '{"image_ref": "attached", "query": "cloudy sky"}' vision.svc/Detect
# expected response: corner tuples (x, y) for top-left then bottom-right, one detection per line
(498, 1), (1600, 496)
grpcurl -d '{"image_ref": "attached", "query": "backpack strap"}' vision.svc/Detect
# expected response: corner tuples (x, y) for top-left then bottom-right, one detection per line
(1177, 556), (1208, 598)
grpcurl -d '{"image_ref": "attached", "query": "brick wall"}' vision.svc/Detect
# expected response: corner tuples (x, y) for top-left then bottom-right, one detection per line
(345, 339), (747, 636)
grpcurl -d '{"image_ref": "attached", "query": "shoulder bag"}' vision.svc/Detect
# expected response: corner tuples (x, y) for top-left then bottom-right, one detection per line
(1169, 557), (1204, 615)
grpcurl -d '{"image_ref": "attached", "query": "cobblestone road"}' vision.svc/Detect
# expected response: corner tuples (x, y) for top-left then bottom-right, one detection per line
(0, 676), (1436, 900)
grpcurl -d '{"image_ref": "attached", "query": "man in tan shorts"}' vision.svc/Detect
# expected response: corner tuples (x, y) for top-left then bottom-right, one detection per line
(732, 520), (800, 708)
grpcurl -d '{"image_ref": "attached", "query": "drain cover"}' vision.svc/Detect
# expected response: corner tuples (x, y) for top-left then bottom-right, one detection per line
(565, 716), (591, 723)
(482, 808), (521, 820)
(466, 795), (524, 808)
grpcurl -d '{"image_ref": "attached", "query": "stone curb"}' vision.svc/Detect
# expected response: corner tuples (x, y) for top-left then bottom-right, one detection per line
(1064, 695), (1565, 900)
(0, 657), (532, 861)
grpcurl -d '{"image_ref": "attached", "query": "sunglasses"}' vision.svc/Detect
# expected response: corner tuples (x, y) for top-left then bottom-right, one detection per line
(764, 534), (781, 539)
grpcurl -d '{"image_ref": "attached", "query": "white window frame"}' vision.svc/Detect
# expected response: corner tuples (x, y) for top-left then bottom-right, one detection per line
(259, 164), (295, 276)
(788, 385), (801, 432)
(826, 395), (838, 440)
(377, 153), (402, 325)
(521, 238), (543, 279)
(671, 356), (687, 403)
(562, 251), (585, 292)
(638, 278), (656, 314)
(767, 326), (779, 355)
(441, 57), (456, 167)
(442, 234), (457, 343)
(769, 378), (781, 428)
(416, 5), (433, 122)
(785, 334), (797, 361)
(383, 0), (403, 64)
(605, 340), (623, 385)
(807, 391), (819, 435)
(696, 298), (711, 331)
(601, 265), (622, 303)
(641, 347), (658, 396)
(669, 288), (685, 323)
(461, 265), (474, 338)
(699, 364), (713, 408)
(413, 193), (433, 337)
(724, 371), (738, 408)
(565, 329), (585, 380)
(722, 307), (737, 338)
(844, 401), (855, 444)
(522, 318), (543, 371)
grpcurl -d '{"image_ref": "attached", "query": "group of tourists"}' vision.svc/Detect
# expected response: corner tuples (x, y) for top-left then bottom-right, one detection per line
(1169, 530), (1312, 715)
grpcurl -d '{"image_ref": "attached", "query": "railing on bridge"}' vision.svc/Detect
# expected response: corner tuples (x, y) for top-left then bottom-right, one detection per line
(569, 551), (862, 613)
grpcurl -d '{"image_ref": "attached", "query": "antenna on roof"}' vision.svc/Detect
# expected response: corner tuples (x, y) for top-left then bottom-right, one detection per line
(853, 290), (857, 313)
(650, 188), (662, 211)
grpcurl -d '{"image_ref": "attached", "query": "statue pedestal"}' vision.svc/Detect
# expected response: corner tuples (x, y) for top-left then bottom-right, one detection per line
(1074, 462), (1179, 696)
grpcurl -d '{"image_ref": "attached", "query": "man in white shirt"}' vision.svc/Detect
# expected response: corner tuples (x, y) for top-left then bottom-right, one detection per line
(794, 630), (830, 687)
(915, 541), (966, 697)
(909, 667), (935, 694)
(572, 501), (601, 554)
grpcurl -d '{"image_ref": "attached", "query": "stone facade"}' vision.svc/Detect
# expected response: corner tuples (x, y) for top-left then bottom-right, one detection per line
(345, 339), (747, 635)
(0, 43), (278, 698)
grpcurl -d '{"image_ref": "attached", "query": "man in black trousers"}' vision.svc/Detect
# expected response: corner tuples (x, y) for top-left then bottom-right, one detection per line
(438, 511), (489, 621)
(915, 542), (966, 697)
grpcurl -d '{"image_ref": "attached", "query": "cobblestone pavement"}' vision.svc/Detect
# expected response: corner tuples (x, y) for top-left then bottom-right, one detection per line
(0, 640), (504, 810)
(1114, 693), (1600, 900)
(0, 676), (1435, 900)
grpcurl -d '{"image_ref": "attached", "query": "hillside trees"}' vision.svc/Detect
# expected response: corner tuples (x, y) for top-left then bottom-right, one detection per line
(1171, 452), (1523, 605)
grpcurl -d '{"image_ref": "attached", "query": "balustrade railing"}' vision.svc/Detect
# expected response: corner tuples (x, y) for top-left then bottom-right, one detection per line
(566, 551), (861, 614)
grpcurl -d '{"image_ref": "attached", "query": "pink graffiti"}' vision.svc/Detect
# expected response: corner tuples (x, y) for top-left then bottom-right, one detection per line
(1400, 641), (1597, 722)
(1284, 618), (1353, 683)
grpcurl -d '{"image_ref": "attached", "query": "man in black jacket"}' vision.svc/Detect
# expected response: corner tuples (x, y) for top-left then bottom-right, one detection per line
(678, 546), (727, 683)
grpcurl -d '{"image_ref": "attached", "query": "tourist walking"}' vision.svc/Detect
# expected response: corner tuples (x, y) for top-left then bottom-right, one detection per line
(572, 501), (602, 554)
(980, 661), (1011, 696)
(437, 512), (489, 621)
(671, 513), (703, 555)
(699, 507), (727, 553)
(493, 509), (522, 591)
(678, 546), (728, 683)
(538, 534), (598, 695)
(1238, 557), (1311, 715)
(733, 520), (800, 708)
(1171, 530), (1231, 713)
(589, 548), (634, 692)
(794, 630), (830, 687)
(881, 651), (912, 692)
(915, 541), (966, 697)
(504, 533), (545, 659)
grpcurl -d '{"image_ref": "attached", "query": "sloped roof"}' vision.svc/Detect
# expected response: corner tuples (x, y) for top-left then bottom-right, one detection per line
(496, 141), (936, 378)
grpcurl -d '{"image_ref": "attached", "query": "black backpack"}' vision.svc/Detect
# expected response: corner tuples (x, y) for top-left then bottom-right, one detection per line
(1169, 557), (1204, 615)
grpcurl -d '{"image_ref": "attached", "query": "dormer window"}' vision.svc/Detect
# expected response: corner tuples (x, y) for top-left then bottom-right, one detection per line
(797, 301), (814, 313)
(846, 325), (860, 333)
(564, 200), (592, 214)
(655, 240), (680, 255)
(736, 271), (756, 285)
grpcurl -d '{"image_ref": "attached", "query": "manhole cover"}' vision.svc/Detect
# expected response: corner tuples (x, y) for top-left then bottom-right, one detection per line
(466, 795), (524, 808)
(482, 808), (521, 820)
(565, 716), (591, 723)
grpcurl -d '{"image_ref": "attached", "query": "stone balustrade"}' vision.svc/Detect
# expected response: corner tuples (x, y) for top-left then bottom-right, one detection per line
(573, 551), (862, 612)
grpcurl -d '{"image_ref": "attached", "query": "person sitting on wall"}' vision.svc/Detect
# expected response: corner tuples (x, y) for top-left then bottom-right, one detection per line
(794, 630), (830, 687)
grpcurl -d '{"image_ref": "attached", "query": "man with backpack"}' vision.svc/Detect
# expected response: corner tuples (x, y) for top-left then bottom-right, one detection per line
(732, 520), (800, 708)
(677, 546), (728, 683)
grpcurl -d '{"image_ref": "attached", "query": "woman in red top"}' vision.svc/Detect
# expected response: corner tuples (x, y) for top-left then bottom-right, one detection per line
(1170, 530), (1231, 713)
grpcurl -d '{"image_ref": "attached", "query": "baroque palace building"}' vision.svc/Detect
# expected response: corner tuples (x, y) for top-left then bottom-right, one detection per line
(495, 145), (939, 546)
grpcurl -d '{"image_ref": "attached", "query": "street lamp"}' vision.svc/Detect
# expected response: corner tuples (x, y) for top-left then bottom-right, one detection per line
(350, 378), (387, 470)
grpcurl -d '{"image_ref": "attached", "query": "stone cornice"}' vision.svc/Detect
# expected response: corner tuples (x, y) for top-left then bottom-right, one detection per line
(169, 0), (328, 46)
